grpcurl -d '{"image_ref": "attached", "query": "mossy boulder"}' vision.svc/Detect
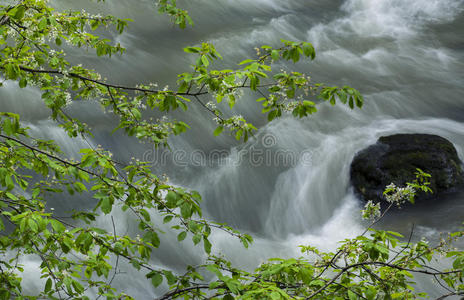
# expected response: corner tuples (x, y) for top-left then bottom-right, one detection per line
(350, 134), (463, 203)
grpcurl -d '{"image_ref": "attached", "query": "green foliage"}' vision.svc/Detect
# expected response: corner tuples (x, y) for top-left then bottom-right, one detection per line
(0, 1), (462, 299)
(157, 0), (193, 29)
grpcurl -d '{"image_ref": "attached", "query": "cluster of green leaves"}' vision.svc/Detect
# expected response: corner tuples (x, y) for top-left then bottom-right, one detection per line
(177, 40), (363, 142)
(0, 1), (462, 300)
(0, 111), (253, 299)
(144, 174), (463, 299)
(157, 0), (193, 29)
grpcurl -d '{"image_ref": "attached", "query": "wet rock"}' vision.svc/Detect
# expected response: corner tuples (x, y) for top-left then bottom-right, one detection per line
(350, 134), (463, 203)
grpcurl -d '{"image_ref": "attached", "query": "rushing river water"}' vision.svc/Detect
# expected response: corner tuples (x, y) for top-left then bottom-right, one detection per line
(2, 0), (464, 298)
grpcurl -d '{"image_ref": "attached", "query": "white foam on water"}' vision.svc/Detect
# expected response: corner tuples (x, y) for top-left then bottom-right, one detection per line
(341, 0), (464, 38)
(264, 117), (464, 237)
(27, 120), (94, 159)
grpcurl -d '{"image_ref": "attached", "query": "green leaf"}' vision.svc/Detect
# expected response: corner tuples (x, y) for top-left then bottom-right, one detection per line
(91, 20), (99, 31)
(38, 18), (48, 30)
(163, 215), (173, 223)
(27, 218), (38, 233)
(165, 191), (178, 208)
(11, 5), (26, 20)
(163, 270), (177, 285)
(239, 59), (255, 65)
(184, 47), (200, 53)
(180, 203), (191, 219)
(349, 96), (354, 109)
(303, 43), (316, 59)
(44, 278), (52, 293)
(213, 126), (224, 136)
(140, 209), (151, 222)
(74, 181), (87, 192)
(268, 110), (278, 122)
(348, 290), (358, 300)
(5, 63), (18, 80)
(5, 192), (17, 200)
(72, 280), (84, 294)
(19, 78), (27, 88)
(453, 256), (464, 269)
(100, 197), (112, 214)
(177, 231), (187, 241)
(235, 129), (242, 141)
(145, 231), (160, 248)
(151, 273), (163, 288)
(271, 50), (280, 61)
(206, 265), (221, 277)
(203, 237), (212, 254)
(178, 81), (188, 93)
(365, 286), (377, 300)
(192, 234), (201, 245)
(201, 55), (209, 67)
(291, 48), (300, 63)
(50, 219), (66, 233)
(131, 108), (142, 120)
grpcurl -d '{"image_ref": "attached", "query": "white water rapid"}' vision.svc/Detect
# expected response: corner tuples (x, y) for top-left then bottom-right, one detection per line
(1, 0), (463, 298)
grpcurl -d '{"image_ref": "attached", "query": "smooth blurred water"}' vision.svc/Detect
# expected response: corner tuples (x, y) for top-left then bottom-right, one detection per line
(1, 0), (464, 298)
